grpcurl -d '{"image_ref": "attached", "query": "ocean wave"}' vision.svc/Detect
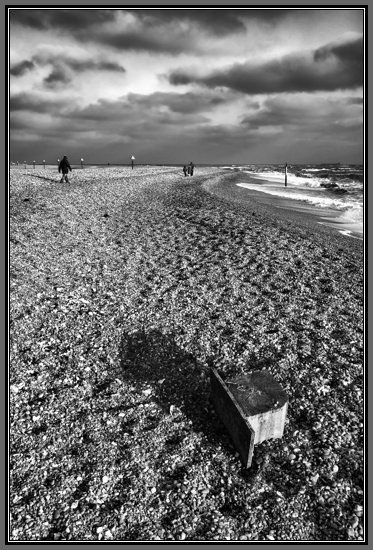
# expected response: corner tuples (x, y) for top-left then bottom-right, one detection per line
(236, 182), (363, 217)
(240, 165), (363, 195)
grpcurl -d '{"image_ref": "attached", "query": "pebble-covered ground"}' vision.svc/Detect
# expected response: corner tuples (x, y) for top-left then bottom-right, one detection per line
(9, 165), (364, 541)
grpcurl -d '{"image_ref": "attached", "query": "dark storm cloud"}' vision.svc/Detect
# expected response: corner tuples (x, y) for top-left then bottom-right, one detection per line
(125, 9), (250, 35)
(10, 91), (213, 151)
(241, 102), (303, 129)
(67, 59), (125, 73)
(10, 53), (126, 91)
(241, 98), (323, 130)
(125, 9), (300, 36)
(345, 97), (363, 105)
(10, 8), (300, 54)
(96, 32), (188, 54)
(10, 9), (117, 31)
(44, 66), (71, 87)
(11, 8), (295, 35)
(64, 90), (229, 125)
(10, 53), (125, 94)
(14, 53), (126, 74)
(67, 93), (212, 128)
(240, 96), (363, 136)
(10, 92), (69, 112)
(127, 91), (229, 114)
(314, 36), (363, 64)
(168, 36), (364, 94)
(10, 59), (35, 76)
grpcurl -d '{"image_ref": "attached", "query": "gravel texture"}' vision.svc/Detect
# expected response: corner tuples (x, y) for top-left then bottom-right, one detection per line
(9, 165), (364, 541)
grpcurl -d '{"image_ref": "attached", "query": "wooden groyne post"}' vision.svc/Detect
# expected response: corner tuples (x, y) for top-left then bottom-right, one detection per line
(210, 369), (288, 468)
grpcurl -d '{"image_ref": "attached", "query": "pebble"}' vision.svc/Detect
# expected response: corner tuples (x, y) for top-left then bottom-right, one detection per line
(350, 516), (359, 529)
(355, 505), (363, 517)
(311, 473), (319, 484)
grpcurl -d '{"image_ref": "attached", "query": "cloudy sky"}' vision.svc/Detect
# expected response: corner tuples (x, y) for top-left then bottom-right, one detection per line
(9, 8), (364, 165)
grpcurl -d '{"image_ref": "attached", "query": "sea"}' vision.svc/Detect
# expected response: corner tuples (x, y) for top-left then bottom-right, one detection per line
(225, 164), (364, 239)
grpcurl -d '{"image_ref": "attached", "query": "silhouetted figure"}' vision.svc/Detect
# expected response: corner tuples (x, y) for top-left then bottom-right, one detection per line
(183, 165), (187, 176)
(190, 161), (194, 176)
(58, 155), (72, 183)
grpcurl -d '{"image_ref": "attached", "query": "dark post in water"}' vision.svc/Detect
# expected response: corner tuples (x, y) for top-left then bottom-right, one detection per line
(285, 163), (288, 187)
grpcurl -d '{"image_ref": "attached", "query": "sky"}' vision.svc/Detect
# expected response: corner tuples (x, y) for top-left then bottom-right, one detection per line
(9, 8), (364, 165)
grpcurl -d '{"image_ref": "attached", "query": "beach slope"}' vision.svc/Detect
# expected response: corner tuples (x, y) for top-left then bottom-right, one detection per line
(9, 166), (364, 541)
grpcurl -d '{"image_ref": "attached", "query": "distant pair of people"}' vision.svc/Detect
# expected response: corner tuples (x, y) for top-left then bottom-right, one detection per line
(58, 155), (72, 183)
(183, 162), (195, 177)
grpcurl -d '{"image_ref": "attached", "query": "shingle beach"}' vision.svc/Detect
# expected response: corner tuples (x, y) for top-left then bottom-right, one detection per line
(9, 166), (364, 541)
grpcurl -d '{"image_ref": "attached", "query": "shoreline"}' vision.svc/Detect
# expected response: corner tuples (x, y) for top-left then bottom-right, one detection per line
(10, 166), (364, 541)
(202, 170), (364, 242)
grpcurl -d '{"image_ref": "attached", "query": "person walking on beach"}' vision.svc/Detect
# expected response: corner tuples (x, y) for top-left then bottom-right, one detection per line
(183, 165), (187, 176)
(190, 161), (194, 176)
(58, 155), (72, 183)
